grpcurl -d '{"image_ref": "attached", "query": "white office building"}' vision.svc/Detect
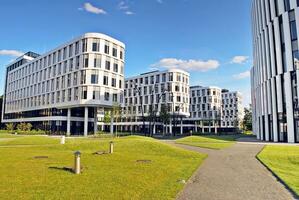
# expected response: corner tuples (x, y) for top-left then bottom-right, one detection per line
(189, 86), (222, 133)
(221, 90), (244, 129)
(251, 0), (299, 142)
(2, 33), (125, 136)
(122, 69), (190, 134)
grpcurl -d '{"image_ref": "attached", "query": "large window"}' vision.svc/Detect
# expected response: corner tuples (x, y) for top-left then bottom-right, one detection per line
(91, 73), (99, 84)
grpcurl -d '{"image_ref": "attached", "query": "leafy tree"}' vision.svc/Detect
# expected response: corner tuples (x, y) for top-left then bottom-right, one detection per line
(160, 104), (170, 136)
(112, 103), (123, 136)
(243, 106), (252, 131)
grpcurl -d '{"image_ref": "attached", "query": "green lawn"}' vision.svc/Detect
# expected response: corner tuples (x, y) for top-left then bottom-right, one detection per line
(257, 145), (299, 196)
(175, 135), (237, 149)
(0, 134), (206, 200)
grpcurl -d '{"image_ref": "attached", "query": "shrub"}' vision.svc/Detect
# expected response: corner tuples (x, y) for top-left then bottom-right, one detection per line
(5, 123), (15, 133)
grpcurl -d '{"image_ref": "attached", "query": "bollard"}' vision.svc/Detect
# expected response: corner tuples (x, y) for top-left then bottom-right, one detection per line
(60, 136), (65, 144)
(109, 141), (114, 154)
(74, 151), (81, 174)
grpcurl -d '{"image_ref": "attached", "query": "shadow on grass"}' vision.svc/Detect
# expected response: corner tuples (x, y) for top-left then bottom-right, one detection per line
(49, 166), (74, 174)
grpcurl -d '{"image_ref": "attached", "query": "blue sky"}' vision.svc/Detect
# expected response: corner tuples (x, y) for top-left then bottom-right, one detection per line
(0, 0), (252, 106)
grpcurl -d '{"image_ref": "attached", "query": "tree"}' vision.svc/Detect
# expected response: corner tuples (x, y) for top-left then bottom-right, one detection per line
(112, 103), (122, 136)
(243, 107), (252, 131)
(160, 104), (170, 136)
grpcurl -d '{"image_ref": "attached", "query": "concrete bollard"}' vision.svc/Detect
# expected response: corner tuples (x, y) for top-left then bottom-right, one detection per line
(60, 136), (65, 144)
(109, 141), (114, 154)
(74, 151), (81, 174)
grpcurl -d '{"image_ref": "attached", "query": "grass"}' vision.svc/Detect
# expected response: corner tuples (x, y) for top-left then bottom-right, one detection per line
(0, 134), (206, 200)
(257, 145), (299, 196)
(175, 135), (238, 149)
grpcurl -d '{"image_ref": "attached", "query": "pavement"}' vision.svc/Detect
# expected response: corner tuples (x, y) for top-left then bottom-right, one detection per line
(164, 140), (296, 200)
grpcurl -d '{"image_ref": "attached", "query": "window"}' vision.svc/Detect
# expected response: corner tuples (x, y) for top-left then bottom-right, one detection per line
(104, 92), (110, 101)
(76, 56), (80, 69)
(69, 44), (73, 57)
(112, 78), (116, 87)
(91, 73), (99, 84)
(68, 88), (72, 101)
(73, 72), (78, 86)
(104, 43), (109, 54)
(69, 58), (73, 71)
(74, 87), (79, 100)
(75, 41), (79, 55)
(113, 47), (117, 57)
(120, 50), (124, 59)
(92, 86), (100, 100)
(105, 60), (110, 70)
(103, 76), (108, 85)
(113, 63), (118, 72)
(284, 0), (290, 11)
(169, 73), (173, 81)
(119, 80), (122, 89)
(67, 74), (71, 87)
(94, 55), (101, 68)
(92, 39), (100, 52)
(81, 71), (86, 84)
(83, 54), (89, 68)
(113, 94), (117, 102)
(82, 86), (87, 99)
(63, 47), (67, 60)
(82, 39), (87, 52)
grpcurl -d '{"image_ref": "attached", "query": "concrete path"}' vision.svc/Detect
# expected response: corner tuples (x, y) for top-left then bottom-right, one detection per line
(166, 141), (295, 200)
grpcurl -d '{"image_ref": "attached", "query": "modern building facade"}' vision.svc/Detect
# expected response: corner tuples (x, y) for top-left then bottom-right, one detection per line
(2, 33), (125, 136)
(189, 86), (222, 133)
(122, 69), (190, 134)
(221, 90), (244, 130)
(251, 0), (299, 142)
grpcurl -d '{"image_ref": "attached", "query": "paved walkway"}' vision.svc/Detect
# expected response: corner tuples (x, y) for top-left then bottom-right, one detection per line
(166, 141), (295, 200)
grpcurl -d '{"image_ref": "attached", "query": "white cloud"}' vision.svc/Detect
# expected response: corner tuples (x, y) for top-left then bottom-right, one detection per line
(233, 70), (250, 79)
(231, 56), (249, 64)
(82, 2), (107, 14)
(125, 11), (134, 15)
(118, 1), (134, 15)
(118, 1), (129, 10)
(151, 58), (220, 72)
(157, 0), (163, 3)
(0, 50), (24, 57)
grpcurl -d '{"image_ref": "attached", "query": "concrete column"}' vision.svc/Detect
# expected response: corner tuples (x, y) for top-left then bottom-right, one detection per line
(94, 107), (98, 134)
(180, 118), (183, 135)
(202, 121), (205, 133)
(84, 107), (88, 137)
(284, 72), (295, 143)
(195, 122), (198, 133)
(67, 108), (71, 136)
(169, 118), (172, 134)
(110, 112), (114, 135)
(153, 124), (156, 135)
